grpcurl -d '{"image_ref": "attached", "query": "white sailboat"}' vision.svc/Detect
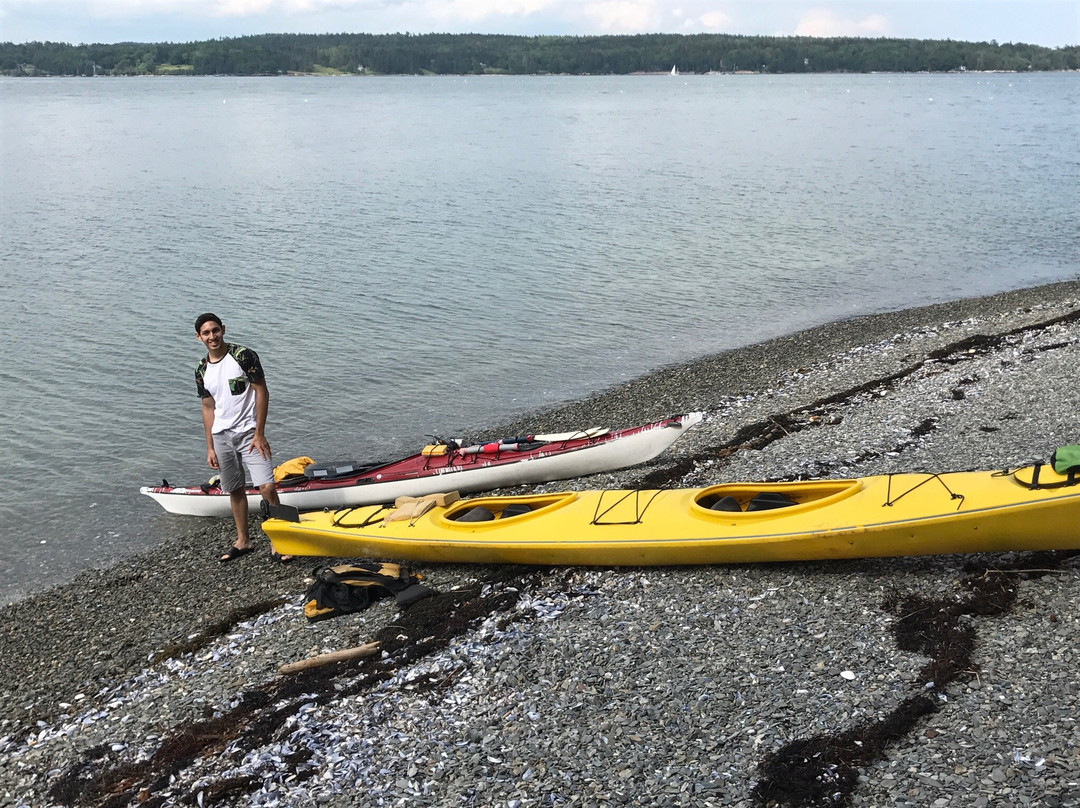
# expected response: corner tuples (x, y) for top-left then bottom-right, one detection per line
(670, 65), (677, 76)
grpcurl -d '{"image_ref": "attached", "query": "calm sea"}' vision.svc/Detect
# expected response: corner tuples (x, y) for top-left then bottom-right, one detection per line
(1, 73), (1077, 603)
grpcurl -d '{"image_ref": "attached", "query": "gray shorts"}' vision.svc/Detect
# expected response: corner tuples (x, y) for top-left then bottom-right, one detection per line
(212, 427), (275, 492)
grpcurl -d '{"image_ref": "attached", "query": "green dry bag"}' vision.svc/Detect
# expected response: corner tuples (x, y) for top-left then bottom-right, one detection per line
(1050, 444), (1080, 475)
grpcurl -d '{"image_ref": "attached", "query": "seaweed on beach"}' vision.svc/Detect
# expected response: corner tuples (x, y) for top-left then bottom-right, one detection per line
(635, 360), (938, 489)
(148, 596), (288, 665)
(637, 307), (1080, 490)
(47, 566), (548, 808)
(753, 695), (938, 808)
(926, 307), (1080, 363)
(750, 551), (1076, 808)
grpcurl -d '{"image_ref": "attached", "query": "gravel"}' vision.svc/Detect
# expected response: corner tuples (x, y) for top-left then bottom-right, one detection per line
(2, 280), (1079, 808)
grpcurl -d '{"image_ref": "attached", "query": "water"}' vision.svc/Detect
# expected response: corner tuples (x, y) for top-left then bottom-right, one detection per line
(1, 73), (1077, 603)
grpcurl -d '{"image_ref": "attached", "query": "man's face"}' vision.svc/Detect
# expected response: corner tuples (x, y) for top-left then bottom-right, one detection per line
(197, 321), (224, 352)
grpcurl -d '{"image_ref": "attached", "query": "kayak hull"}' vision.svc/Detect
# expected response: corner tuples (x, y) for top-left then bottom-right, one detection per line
(140, 413), (702, 518)
(262, 467), (1080, 565)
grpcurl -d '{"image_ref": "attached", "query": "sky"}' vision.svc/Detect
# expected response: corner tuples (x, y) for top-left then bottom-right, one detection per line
(0, 0), (1077, 48)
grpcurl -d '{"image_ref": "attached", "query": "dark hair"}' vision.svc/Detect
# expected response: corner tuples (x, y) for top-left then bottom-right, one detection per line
(195, 313), (222, 333)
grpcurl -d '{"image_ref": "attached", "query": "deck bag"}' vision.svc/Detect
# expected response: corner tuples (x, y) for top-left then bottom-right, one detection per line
(274, 456), (315, 483)
(384, 491), (461, 523)
(384, 498), (436, 522)
(1050, 445), (1080, 475)
(304, 561), (435, 622)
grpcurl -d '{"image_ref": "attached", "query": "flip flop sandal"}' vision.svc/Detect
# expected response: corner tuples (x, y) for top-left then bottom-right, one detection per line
(220, 545), (255, 563)
(272, 551), (293, 564)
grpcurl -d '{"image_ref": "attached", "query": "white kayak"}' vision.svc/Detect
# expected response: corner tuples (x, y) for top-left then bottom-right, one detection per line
(140, 412), (703, 518)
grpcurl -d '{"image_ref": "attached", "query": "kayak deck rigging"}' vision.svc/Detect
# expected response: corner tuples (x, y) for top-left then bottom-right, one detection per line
(883, 473), (965, 510)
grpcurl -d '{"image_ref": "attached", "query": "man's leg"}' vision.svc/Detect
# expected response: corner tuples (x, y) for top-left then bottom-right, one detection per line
(257, 482), (291, 561)
(230, 487), (252, 550)
(258, 481), (279, 506)
(244, 437), (290, 561)
(215, 431), (254, 561)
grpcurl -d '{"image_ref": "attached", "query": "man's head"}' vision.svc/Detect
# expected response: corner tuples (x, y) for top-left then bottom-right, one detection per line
(195, 313), (225, 353)
(195, 312), (222, 334)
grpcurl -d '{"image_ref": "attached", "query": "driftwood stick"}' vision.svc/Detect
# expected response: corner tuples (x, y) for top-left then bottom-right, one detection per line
(278, 641), (381, 674)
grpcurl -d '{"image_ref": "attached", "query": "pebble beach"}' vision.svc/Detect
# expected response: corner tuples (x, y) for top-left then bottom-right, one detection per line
(2, 280), (1079, 808)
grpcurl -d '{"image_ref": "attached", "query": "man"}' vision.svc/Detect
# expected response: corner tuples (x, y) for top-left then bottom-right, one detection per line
(194, 313), (289, 563)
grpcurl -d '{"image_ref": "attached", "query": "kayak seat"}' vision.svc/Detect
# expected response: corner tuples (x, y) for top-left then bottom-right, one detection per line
(708, 496), (743, 512)
(746, 492), (798, 511)
(499, 503), (534, 519)
(451, 506), (496, 522)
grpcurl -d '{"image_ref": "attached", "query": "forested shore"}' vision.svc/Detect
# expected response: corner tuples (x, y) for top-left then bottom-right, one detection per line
(3, 32), (1077, 77)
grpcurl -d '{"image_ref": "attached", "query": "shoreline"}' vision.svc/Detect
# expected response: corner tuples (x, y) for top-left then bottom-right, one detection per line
(495, 277), (1080, 433)
(3, 278), (1079, 807)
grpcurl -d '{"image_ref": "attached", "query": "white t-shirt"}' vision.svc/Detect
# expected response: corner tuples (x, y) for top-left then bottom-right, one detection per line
(200, 350), (258, 434)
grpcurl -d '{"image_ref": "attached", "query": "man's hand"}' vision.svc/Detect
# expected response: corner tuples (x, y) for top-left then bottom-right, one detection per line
(207, 448), (219, 469)
(250, 433), (272, 460)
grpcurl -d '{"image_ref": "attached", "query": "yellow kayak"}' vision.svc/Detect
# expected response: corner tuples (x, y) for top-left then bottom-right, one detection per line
(261, 465), (1080, 566)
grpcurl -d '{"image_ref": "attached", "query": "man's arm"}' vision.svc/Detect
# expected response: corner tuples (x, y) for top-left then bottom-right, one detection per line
(249, 380), (272, 459)
(202, 396), (219, 469)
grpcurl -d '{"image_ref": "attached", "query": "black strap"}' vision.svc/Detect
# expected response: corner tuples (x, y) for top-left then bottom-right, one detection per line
(1011, 463), (1080, 490)
(332, 504), (391, 528)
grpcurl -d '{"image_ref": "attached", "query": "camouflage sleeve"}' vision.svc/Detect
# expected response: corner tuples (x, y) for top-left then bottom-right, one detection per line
(195, 359), (211, 399)
(234, 346), (266, 383)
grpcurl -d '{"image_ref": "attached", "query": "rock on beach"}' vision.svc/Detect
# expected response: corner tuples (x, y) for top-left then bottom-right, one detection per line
(1, 280), (1079, 808)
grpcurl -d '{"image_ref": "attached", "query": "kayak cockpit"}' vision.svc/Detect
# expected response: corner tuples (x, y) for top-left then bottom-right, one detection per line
(694, 479), (860, 515)
(442, 492), (578, 526)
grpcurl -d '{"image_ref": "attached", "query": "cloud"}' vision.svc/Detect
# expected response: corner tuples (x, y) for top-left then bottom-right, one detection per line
(424, 0), (559, 24)
(581, 0), (660, 33)
(794, 8), (890, 38)
(205, 0), (372, 16)
(37, 0), (374, 19)
(68, 0), (567, 25)
(678, 9), (732, 32)
(213, 0), (274, 15)
(697, 10), (731, 30)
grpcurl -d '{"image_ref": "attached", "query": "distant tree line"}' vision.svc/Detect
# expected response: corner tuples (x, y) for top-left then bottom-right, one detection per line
(2, 32), (1077, 77)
